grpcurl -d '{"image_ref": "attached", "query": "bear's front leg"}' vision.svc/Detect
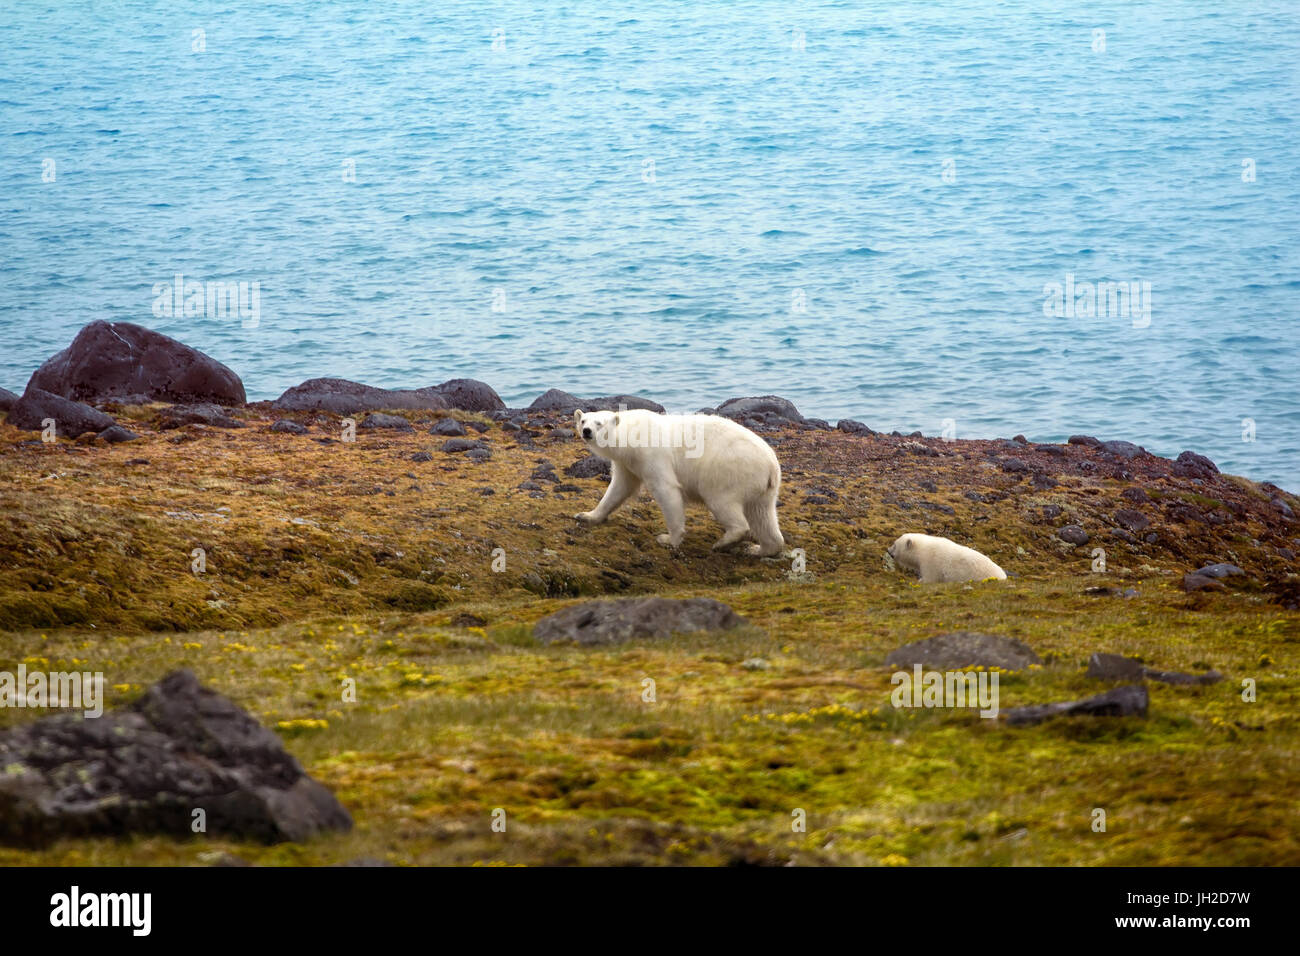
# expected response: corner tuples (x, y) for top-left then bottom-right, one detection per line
(645, 476), (687, 549)
(574, 462), (641, 524)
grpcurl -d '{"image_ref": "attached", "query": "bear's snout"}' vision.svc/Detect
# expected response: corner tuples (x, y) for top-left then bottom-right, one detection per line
(582, 427), (593, 440)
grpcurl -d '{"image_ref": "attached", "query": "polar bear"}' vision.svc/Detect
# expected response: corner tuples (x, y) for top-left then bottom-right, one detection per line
(572, 408), (784, 556)
(886, 533), (1006, 583)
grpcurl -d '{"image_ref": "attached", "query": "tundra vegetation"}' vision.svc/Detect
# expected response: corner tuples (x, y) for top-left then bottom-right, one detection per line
(1, 401), (1297, 866)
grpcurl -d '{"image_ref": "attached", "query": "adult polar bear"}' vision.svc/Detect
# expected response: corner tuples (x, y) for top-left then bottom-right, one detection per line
(572, 408), (785, 556)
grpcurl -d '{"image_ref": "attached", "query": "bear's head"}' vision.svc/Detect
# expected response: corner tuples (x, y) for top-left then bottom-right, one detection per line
(886, 533), (920, 572)
(574, 409), (620, 454)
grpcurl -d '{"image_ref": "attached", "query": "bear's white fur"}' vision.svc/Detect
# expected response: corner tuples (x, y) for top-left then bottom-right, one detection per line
(886, 533), (1006, 583)
(572, 408), (784, 556)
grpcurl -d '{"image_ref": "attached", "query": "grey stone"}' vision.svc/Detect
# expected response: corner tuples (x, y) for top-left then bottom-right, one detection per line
(97, 425), (139, 443)
(1058, 524), (1089, 545)
(884, 632), (1042, 671)
(272, 378), (448, 414)
(358, 412), (413, 431)
(0, 669), (351, 847)
(1086, 652), (1223, 686)
(430, 418), (467, 437)
(7, 386), (116, 438)
(1004, 685), (1149, 726)
(270, 419), (309, 434)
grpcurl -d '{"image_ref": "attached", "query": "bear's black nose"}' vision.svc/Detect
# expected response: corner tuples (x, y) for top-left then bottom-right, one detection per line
(582, 428), (592, 439)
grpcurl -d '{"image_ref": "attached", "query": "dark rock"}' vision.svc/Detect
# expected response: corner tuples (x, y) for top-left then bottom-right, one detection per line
(554, 483), (582, 493)
(1083, 586), (1139, 599)
(502, 421), (521, 432)
(1172, 450), (1218, 480)
(270, 419), (309, 434)
(714, 395), (805, 426)
(0, 669), (351, 847)
(1182, 574), (1225, 592)
(1110, 528), (1139, 544)
(527, 389), (664, 415)
(837, 419), (875, 436)
(564, 455), (611, 479)
(0, 387), (17, 412)
(918, 480), (938, 493)
(272, 378), (448, 415)
(518, 481), (543, 491)
(884, 632), (1042, 671)
(804, 418), (833, 430)
(1086, 652), (1223, 686)
(97, 425), (139, 443)
(410, 452), (433, 462)
(430, 418), (467, 437)
(1012, 434), (1028, 444)
(1120, 487), (1150, 503)
(551, 427), (575, 440)
(1058, 524), (1089, 546)
(534, 597), (746, 646)
(440, 438), (487, 454)
(433, 378), (504, 412)
(1100, 440), (1144, 459)
(806, 495), (836, 506)
(158, 402), (245, 430)
(1042, 505), (1063, 520)
(357, 412), (413, 431)
(1114, 508), (1150, 532)
(1004, 685), (1148, 726)
(1273, 498), (1295, 520)
(1000, 456), (1033, 473)
(466, 420), (490, 433)
(465, 448), (491, 462)
(1067, 435), (1101, 447)
(7, 386), (116, 438)
(1031, 473), (1059, 490)
(1192, 563), (1246, 580)
(27, 321), (245, 406)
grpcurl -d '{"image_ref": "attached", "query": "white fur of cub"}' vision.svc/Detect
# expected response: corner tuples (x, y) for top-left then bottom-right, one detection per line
(886, 533), (1006, 583)
(572, 408), (784, 556)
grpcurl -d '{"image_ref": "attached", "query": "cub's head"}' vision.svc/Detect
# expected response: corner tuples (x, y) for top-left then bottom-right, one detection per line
(574, 409), (619, 453)
(886, 533), (921, 572)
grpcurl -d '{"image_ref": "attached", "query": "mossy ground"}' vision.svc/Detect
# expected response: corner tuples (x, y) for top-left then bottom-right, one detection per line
(1, 404), (1297, 865)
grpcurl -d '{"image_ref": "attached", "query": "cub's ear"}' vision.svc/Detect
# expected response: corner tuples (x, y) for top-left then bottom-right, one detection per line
(573, 409), (583, 428)
(904, 538), (914, 550)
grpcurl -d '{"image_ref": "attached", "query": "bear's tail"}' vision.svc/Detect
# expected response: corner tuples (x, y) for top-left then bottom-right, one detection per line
(745, 468), (784, 557)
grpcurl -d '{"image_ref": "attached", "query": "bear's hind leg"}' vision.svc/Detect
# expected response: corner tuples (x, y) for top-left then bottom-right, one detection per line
(706, 497), (750, 550)
(744, 491), (785, 557)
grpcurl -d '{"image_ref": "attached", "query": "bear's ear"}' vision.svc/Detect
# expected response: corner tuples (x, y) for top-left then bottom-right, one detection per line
(905, 538), (914, 550)
(573, 409), (583, 428)
(612, 414), (620, 427)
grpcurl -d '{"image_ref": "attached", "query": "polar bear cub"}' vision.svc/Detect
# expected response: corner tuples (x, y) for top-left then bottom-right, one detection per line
(886, 533), (1006, 583)
(572, 408), (784, 556)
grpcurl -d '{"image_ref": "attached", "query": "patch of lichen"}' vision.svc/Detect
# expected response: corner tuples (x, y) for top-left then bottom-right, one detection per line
(0, 409), (1297, 865)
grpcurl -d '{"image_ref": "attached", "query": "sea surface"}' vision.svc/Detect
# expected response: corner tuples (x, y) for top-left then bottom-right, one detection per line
(2, 1), (1298, 485)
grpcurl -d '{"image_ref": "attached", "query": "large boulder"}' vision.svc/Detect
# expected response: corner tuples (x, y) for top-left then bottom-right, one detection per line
(534, 597), (746, 646)
(884, 632), (1042, 671)
(27, 321), (246, 406)
(434, 378), (505, 412)
(6, 386), (116, 438)
(714, 395), (805, 426)
(527, 389), (665, 415)
(272, 377), (448, 414)
(0, 669), (352, 847)
(0, 387), (17, 413)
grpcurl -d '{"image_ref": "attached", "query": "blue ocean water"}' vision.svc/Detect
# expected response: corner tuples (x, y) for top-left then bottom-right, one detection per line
(1, 1), (1297, 485)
